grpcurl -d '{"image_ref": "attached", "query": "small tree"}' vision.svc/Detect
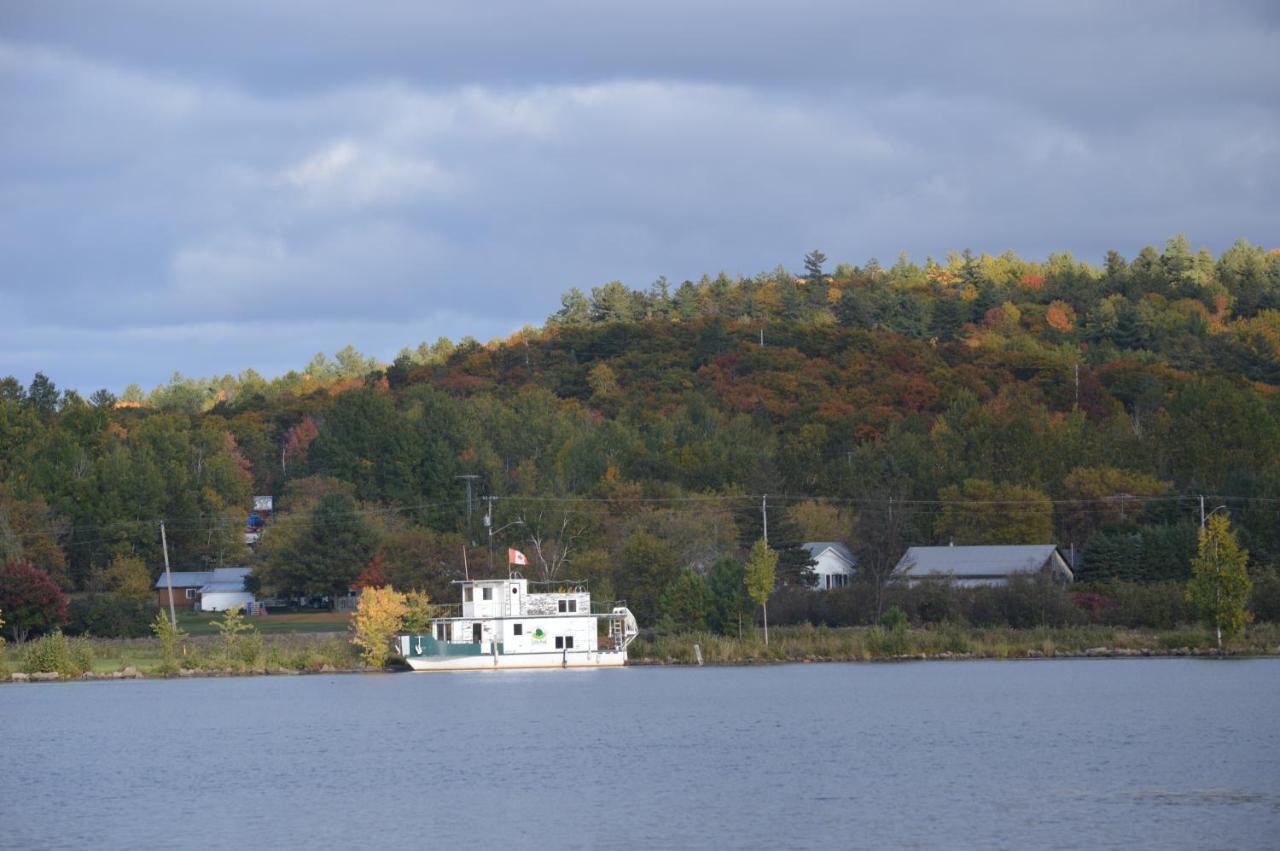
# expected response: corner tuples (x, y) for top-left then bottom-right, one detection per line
(351, 586), (408, 669)
(102, 555), (154, 603)
(0, 559), (69, 643)
(402, 590), (435, 633)
(151, 610), (186, 675)
(745, 540), (778, 645)
(213, 606), (254, 667)
(1186, 514), (1252, 650)
(657, 570), (713, 634)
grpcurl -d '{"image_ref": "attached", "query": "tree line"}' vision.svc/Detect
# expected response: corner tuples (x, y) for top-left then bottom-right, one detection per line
(4, 236), (1280, 641)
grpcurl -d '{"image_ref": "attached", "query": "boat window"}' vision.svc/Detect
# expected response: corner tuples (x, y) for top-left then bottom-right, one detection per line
(559, 599), (577, 613)
(511, 586), (518, 594)
(463, 587), (472, 602)
(565, 636), (574, 649)
(555, 636), (564, 649)
(482, 587), (493, 601)
(513, 623), (523, 636)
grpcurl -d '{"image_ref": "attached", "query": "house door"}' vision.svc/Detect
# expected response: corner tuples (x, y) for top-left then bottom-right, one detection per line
(472, 623), (482, 644)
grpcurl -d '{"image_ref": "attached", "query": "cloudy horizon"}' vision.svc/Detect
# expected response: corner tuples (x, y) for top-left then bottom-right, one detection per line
(2, 1), (1277, 393)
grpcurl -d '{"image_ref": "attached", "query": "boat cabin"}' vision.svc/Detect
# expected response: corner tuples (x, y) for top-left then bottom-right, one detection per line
(432, 577), (599, 655)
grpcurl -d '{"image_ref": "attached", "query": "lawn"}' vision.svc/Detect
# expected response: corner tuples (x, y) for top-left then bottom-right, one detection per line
(176, 610), (352, 636)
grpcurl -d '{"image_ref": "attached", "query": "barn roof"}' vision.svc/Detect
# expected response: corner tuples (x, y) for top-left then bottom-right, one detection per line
(896, 545), (1065, 578)
(153, 571), (213, 589)
(153, 566), (252, 590)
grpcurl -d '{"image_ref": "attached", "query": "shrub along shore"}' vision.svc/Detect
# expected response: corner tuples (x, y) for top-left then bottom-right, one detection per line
(629, 623), (1280, 665)
(4, 622), (1278, 682)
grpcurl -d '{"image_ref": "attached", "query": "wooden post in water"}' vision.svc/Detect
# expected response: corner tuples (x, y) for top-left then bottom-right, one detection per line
(694, 643), (703, 666)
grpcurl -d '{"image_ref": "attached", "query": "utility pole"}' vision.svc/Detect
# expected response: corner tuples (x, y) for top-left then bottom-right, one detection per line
(484, 495), (498, 572)
(160, 520), (177, 627)
(456, 475), (480, 541)
(761, 494), (768, 544)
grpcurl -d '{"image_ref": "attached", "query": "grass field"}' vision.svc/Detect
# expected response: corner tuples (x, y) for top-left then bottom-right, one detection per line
(175, 610), (352, 635)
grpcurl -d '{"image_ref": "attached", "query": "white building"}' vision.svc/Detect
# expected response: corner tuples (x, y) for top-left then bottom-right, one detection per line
(154, 566), (255, 611)
(802, 542), (856, 590)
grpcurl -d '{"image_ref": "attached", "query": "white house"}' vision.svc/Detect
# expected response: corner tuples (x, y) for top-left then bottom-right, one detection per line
(153, 566), (255, 612)
(802, 542), (856, 590)
(894, 545), (1073, 587)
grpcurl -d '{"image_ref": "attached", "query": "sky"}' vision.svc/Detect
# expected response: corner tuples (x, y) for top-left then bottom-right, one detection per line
(1, 1), (1277, 393)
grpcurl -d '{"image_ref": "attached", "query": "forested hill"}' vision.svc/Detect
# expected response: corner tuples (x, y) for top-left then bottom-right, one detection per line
(3, 236), (1280, 615)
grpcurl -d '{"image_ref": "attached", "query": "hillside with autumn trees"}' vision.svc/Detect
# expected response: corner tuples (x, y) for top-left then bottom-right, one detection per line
(4, 235), (1280, 636)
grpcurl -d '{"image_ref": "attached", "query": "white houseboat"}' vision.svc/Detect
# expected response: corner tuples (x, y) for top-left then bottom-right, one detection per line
(397, 575), (638, 671)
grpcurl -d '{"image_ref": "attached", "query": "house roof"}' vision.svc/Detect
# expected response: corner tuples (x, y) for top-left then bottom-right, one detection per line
(802, 542), (855, 564)
(153, 566), (252, 590)
(153, 571), (213, 589)
(200, 582), (251, 593)
(896, 545), (1065, 578)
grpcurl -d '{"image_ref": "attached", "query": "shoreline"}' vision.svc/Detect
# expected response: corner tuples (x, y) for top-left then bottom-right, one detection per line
(5, 640), (1277, 683)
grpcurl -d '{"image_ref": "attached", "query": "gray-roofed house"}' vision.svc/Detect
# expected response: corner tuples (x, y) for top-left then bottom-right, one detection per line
(802, 542), (856, 590)
(894, 545), (1073, 587)
(154, 566), (255, 612)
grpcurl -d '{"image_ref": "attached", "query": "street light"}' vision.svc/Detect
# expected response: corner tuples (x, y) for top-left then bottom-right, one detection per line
(485, 513), (523, 573)
(1201, 501), (1228, 530)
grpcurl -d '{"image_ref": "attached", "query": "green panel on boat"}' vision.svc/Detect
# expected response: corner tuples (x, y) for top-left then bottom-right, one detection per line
(404, 635), (484, 657)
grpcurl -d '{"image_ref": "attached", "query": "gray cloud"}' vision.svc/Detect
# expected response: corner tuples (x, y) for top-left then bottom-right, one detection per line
(1, 1), (1277, 392)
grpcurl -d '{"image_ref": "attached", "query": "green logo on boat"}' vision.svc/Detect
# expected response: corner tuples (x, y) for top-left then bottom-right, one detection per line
(532, 628), (546, 640)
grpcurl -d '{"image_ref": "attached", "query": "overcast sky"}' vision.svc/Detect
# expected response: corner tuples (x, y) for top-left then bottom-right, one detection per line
(2, 1), (1277, 393)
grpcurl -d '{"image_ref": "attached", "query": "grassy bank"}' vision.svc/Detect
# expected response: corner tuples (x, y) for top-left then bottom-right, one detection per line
(2, 631), (363, 680)
(6, 622), (1279, 682)
(629, 623), (1280, 665)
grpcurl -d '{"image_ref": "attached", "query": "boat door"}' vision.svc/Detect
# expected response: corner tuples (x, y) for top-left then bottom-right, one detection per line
(472, 623), (483, 644)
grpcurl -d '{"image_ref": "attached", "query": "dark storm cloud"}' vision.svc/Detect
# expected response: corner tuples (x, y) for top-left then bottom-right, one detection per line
(1, 1), (1277, 391)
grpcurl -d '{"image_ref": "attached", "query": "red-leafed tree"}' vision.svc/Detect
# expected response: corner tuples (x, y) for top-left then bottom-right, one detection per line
(354, 554), (389, 590)
(0, 559), (69, 643)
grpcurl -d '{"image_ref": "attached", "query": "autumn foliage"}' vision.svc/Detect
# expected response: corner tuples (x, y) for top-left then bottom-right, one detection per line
(0, 559), (69, 643)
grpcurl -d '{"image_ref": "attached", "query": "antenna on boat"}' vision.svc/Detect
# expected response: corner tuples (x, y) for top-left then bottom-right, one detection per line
(462, 545), (470, 581)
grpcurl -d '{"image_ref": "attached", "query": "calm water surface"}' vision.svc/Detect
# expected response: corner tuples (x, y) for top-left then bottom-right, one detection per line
(2, 659), (1278, 850)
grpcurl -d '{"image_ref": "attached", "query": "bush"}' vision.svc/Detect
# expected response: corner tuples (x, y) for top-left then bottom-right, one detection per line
(1075, 581), (1190, 629)
(21, 630), (93, 676)
(879, 605), (908, 630)
(0, 559), (68, 642)
(66, 594), (158, 638)
(1249, 567), (1280, 623)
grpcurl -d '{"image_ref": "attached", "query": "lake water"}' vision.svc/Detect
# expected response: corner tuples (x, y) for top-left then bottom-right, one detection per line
(2, 659), (1278, 850)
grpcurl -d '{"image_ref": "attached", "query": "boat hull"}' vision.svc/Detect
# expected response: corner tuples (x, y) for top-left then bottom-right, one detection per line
(402, 649), (627, 672)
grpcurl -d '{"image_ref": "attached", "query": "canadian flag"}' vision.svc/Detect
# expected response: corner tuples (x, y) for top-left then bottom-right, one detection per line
(508, 548), (528, 566)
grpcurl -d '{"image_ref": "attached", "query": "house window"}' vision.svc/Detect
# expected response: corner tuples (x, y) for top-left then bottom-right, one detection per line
(435, 622), (448, 641)
(513, 623), (523, 636)
(558, 599), (578, 613)
(185, 588), (196, 599)
(482, 587), (493, 601)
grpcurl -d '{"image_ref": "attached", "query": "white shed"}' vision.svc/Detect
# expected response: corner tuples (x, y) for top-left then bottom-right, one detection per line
(196, 567), (256, 612)
(802, 542), (856, 590)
